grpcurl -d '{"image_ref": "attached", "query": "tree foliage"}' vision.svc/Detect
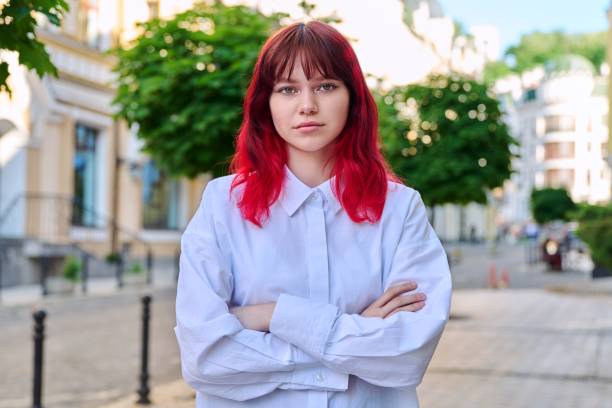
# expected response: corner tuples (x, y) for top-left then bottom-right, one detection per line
(572, 204), (612, 270)
(0, 0), (69, 97)
(505, 30), (606, 74)
(529, 187), (576, 224)
(111, 2), (286, 178)
(482, 60), (513, 85)
(376, 73), (517, 207)
(297, 1), (341, 24)
(482, 30), (606, 84)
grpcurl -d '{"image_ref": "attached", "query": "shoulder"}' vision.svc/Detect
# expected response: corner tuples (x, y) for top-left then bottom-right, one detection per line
(201, 174), (242, 211)
(385, 180), (423, 213)
(205, 174), (237, 193)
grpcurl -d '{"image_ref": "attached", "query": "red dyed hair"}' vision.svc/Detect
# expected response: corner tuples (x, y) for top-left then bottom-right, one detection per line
(229, 21), (402, 227)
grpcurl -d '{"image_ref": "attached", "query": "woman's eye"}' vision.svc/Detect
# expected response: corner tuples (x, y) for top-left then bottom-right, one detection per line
(278, 87), (297, 95)
(319, 83), (337, 91)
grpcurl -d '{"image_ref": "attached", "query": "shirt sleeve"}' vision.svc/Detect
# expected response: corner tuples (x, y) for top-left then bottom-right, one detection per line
(269, 190), (452, 388)
(174, 181), (349, 402)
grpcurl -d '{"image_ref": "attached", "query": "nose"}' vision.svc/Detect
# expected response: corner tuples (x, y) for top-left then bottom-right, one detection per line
(299, 92), (318, 115)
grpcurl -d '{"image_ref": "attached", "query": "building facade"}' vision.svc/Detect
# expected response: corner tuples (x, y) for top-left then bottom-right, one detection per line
(0, 0), (207, 285)
(495, 55), (611, 225)
(0, 0), (508, 288)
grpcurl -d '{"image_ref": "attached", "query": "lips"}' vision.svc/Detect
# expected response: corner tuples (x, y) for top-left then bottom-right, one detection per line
(295, 121), (323, 129)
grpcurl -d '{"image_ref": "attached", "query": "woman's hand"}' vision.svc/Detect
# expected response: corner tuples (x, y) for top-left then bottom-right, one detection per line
(229, 303), (276, 332)
(360, 281), (426, 319)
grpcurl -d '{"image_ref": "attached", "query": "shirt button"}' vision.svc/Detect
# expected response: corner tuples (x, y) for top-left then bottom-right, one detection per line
(310, 192), (319, 202)
(315, 372), (325, 382)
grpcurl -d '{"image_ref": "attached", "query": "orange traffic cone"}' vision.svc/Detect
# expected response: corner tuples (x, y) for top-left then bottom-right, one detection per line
(499, 269), (510, 289)
(487, 264), (498, 289)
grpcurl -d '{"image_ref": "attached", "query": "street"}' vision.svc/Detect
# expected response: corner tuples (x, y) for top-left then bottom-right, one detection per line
(421, 289), (612, 408)
(0, 288), (181, 408)
(0, 243), (611, 408)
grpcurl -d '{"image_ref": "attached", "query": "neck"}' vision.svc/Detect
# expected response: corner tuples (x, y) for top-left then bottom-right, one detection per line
(286, 147), (335, 188)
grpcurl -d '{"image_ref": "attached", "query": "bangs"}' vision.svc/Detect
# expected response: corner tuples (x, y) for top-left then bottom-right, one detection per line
(263, 24), (346, 84)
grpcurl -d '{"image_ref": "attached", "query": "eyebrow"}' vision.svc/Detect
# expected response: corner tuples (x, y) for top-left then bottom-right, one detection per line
(276, 76), (337, 83)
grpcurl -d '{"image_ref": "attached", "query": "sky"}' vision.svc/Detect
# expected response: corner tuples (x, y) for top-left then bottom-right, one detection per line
(438, 0), (609, 57)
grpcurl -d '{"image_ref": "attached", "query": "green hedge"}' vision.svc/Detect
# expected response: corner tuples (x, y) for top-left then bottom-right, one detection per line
(572, 204), (612, 270)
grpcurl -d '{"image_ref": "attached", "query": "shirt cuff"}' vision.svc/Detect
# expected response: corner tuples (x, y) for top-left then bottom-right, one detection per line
(270, 293), (340, 359)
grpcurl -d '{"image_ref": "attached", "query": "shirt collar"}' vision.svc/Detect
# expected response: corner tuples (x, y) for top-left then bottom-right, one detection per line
(279, 164), (343, 216)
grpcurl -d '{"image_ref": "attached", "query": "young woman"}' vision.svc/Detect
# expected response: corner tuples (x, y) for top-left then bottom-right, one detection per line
(175, 21), (452, 408)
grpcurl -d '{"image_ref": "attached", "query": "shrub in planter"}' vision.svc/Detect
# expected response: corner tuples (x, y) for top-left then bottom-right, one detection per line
(105, 252), (122, 264)
(572, 204), (612, 278)
(128, 262), (143, 275)
(63, 256), (81, 283)
(124, 262), (147, 286)
(47, 256), (80, 294)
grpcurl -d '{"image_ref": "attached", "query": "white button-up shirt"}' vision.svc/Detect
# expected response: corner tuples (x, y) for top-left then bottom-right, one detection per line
(175, 165), (452, 407)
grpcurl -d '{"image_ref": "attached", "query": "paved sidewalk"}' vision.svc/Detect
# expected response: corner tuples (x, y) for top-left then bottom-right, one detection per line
(0, 287), (181, 408)
(97, 282), (612, 408)
(421, 287), (612, 408)
(99, 380), (194, 408)
(0, 266), (178, 307)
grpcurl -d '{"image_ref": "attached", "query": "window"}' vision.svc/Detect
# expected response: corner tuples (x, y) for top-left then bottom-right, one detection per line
(147, 0), (160, 19)
(544, 142), (575, 159)
(545, 169), (575, 189)
(587, 170), (591, 186)
(544, 115), (575, 133)
(142, 160), (180, 230)
(73, 123), (98, 227)
(77, 0), (101, 49)
(524, 88), (537, 102)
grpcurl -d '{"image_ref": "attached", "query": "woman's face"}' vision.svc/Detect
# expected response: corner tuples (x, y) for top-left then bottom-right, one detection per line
(269, 59), (350, 162)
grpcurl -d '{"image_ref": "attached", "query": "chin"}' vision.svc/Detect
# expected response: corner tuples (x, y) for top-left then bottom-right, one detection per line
(290, 141), (334, 154)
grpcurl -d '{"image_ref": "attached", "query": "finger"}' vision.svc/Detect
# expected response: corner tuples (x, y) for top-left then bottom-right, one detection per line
(372, 281), (418, 308)
(385, 301), (426, 318)
(380, 292), (426, 316)
(384, 292), (426, 312)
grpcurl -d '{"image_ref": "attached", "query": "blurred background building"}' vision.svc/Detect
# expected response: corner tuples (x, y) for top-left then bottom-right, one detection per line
(0, 0), (504, 286)
(0, 0), (210, 285)
(495, 56), (610, 224)
(2, 0), (609, 286)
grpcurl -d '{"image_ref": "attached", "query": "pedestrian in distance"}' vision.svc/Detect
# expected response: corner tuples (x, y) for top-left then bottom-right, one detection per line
(174, 20), (452, 408)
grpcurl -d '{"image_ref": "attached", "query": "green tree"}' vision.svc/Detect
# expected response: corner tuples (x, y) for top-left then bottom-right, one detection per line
(376, 73), (517, 209)
(572, 204), (612, 270)
(505, 30), (606, 74)
(0, 0), (69, 97)
(111, 2), (286, 178)
(529, 187), (576, 224)
(482, 60), (513, 85)
(297, 1), (341, 24)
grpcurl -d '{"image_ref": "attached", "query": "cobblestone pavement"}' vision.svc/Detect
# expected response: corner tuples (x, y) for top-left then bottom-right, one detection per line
(420, 289), (612, 408)
(0, 287), (181, 408)
(98, 286), (612, 408)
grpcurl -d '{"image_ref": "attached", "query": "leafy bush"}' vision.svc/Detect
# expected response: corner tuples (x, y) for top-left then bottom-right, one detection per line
(530, 188), (576, 224)
(105, 252), (121, 264)
(128, 262), (144, 275)
(572, 204), (612, 270)
(63, 256), (81, 282)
